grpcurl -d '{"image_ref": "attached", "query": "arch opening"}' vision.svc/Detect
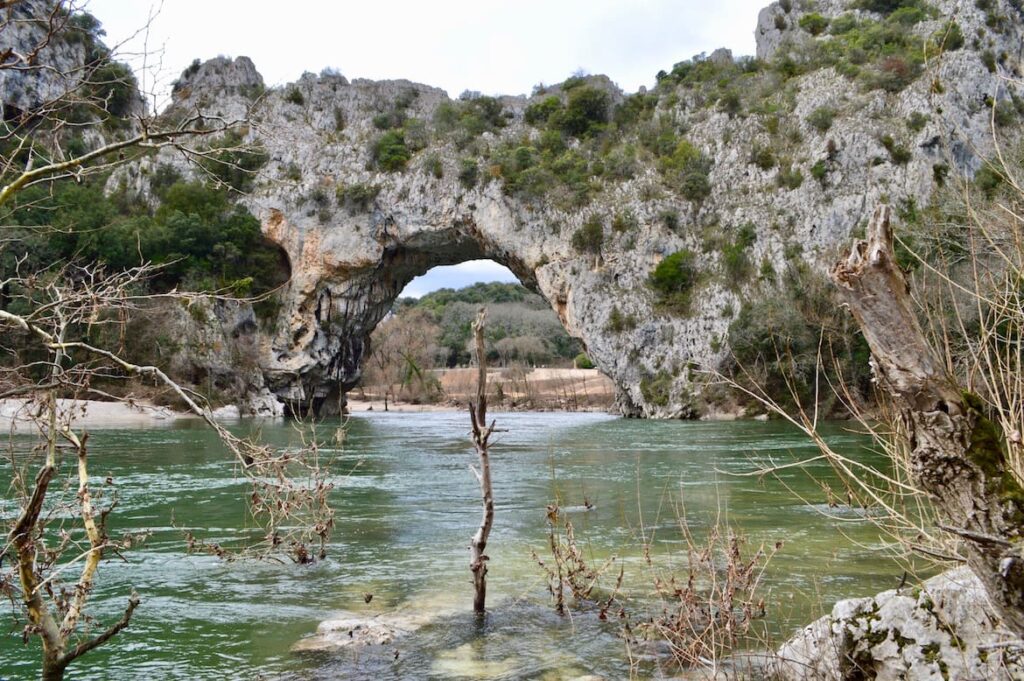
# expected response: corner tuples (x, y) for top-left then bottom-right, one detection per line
(347, 258), (614, 414)
(263, 215), (613, 418)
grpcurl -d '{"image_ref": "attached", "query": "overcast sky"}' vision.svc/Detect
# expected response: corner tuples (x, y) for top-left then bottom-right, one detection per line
(85, 0), (766, 296)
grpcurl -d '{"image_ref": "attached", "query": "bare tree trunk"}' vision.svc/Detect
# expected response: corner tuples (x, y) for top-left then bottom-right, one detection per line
(41, 658), (67, 681)
(832, 205), (1024, 634)
(468, 308), (495, 613)
(11, 390), (141, 681)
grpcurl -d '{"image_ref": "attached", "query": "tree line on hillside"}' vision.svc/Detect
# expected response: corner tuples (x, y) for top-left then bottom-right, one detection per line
(2, 174), (287, 303)
(360, 282), (588, 404)
(393, 282), (583, 368)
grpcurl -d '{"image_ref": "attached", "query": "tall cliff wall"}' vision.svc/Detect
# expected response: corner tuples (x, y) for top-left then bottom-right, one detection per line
(133, 0), (1022, 417)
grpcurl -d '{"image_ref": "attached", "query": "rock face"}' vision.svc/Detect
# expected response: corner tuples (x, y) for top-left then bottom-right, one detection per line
(0, 0), (145, 119)
(146, 0), (1021, 417)
(1, 1), (84, 114)
(156, 299), (284, 416)
(771, 567), (1024, 680)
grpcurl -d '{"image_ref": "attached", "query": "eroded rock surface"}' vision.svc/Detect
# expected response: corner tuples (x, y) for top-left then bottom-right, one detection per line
(771, 567), (1024, 680)
(136, 0), (1022, 417)
(291, 613), (416, 653)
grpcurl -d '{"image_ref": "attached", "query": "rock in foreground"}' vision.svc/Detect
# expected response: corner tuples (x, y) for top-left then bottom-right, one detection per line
(771, 567), (1023, 680)
(290, 613), (416, 653)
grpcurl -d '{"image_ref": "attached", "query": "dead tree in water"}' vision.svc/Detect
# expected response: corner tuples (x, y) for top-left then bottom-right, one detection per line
(833, 205), (1024, 634)
(468, 307), (496, 613)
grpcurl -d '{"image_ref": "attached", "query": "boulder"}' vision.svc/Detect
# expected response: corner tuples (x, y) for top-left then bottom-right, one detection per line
(290, 613), (415, 653)
(771, 567), (1024, 680)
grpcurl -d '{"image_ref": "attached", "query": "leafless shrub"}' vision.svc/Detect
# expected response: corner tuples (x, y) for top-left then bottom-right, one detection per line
(635, 519), (779, 671)
(468, 307), (496, 612)
(532, 507), (620, 616)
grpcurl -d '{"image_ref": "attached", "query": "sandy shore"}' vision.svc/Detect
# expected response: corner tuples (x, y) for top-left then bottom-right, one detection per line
(0, 398), (196, 430)
(0, 367), (619, 430)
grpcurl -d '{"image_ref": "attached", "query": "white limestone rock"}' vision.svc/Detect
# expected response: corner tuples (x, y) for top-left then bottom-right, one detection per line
(127, 0), (1024, 418)
(771, 567), (1024, 680)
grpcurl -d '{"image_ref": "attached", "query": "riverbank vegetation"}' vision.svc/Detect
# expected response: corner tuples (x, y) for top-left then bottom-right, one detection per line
(531, 482), (781, 676)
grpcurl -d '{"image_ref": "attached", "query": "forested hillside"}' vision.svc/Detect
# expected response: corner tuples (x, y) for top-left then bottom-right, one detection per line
(392, 282), (583, 367)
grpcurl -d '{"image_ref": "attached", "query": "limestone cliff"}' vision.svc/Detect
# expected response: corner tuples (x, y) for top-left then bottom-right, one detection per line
(139, 0), (1021, 417)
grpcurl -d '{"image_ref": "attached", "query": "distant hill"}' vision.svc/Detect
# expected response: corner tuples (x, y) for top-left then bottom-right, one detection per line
(392, 282), (581, 367)
(398, 281), (537, 313)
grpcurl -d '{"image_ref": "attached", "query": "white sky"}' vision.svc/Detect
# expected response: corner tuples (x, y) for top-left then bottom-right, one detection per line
(84, 0), (766, 296)
(400, 261), (518, 298)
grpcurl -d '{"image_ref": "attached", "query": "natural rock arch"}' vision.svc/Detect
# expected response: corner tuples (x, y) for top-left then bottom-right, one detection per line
(141, 0), (1020, 418)
(260, 206), (549, 416)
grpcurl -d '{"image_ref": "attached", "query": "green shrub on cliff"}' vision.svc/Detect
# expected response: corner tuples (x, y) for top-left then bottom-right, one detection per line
(524, 96), (562, 125)
(198, 130), (269, 194)
(336, 182), (381, 213)
(721, 223), (757, 288)
(612, 209), (638, 233)
(750, 144), (777, 170)
(658, 139), (713, 202)
(613, 92), (658, 128)
(86, 60), (138, 122)
(932, 21), (964, 51)
(551, 86), (611, 139)
(491, 139), (596, 206)
(572, 214), (605, 255)
(372, 131), (411, 171)
(788, 8), (928, 93)
(806, 107), (835, 132)
(458, 158), (480, 189)
(881, 134), (911, 164)
(649, 249), (699, 314)
(776, 163), (804, 189)
(854, 0), (923, 15)
(606, 306), (638, 333)
(434, 94), (508, 148)
(799, 13), (830, 35)
(574, 353), (595, 369)
(640, 370), (674, 407)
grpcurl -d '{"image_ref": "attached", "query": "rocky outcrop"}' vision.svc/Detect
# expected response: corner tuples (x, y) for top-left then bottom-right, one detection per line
(142, 0), (1021, 417)
(291, 612), (415, 653)
(118, 298), (283, 416)
(0, 1), (84, 114)
(0, 0), (145, 119)
(157, 299), (284, 416)
(771, 567), (1024, 680)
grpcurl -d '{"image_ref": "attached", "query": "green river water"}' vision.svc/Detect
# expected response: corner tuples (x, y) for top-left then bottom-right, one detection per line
(1, 411), (902, 680)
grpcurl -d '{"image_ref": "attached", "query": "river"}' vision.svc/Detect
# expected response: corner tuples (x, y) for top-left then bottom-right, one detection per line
(1, 411), (902, 679)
